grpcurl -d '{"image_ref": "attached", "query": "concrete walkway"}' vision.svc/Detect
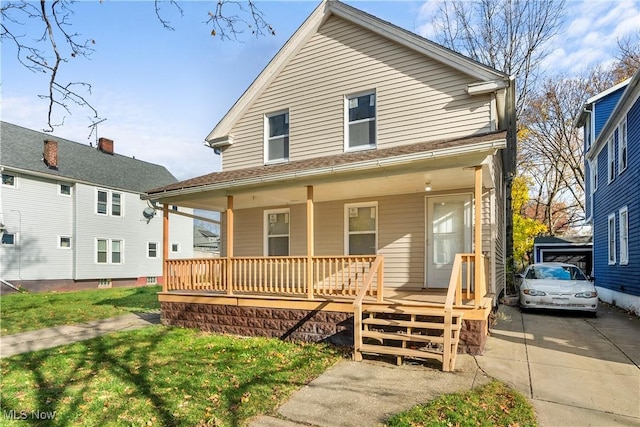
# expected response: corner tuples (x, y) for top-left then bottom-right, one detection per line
(0, 312), (160, 358)
(2, 305), (638, 426)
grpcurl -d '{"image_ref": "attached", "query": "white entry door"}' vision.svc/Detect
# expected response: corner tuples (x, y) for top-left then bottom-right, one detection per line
(426, 194), (472, 288)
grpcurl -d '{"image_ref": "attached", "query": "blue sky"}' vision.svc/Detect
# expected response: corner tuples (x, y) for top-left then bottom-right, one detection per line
(2, 0), (639, 181)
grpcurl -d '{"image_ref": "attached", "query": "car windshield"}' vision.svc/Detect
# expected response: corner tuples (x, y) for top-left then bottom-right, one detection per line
(525, 265), (587, 281)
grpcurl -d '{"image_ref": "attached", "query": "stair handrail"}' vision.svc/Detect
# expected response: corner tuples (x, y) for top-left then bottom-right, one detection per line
(352, 255), (384, 362)
(442, 253), (465, 372)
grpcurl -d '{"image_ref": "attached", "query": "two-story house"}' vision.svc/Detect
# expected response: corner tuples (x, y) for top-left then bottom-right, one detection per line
(577, 69), (639, 314)
(146, 0), (516, 370)
(0, 122), (193, 293)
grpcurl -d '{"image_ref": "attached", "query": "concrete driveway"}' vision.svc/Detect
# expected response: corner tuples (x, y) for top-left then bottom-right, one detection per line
(478, 304), (640, 427)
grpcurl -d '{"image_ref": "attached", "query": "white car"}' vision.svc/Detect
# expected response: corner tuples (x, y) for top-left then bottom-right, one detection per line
(518, 262), (598, 316)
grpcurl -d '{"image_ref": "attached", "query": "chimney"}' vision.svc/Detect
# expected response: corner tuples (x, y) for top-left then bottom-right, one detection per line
(43, 139), (58, 169)
(98, 137), (114, 154)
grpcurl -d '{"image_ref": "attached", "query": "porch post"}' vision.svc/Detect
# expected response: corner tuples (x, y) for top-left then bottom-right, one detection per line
(226, 195), (234, 295)
(306, 185), (315, 300)
(162, 205), (169, 293)
(474, 166), (483, 306)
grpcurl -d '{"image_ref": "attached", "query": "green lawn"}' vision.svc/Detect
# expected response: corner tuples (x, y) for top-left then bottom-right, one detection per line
(0, 286), (161, 335)
(1, 326), (342, 426)
(385, 380), (537, 427)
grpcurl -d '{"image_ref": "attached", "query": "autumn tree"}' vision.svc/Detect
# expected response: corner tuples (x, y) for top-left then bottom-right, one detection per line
(0, 0), (273, 132)
(512, 176), (547, 271)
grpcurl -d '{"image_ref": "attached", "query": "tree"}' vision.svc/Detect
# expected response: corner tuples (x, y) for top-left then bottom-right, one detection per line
(512, 176), (547, 271)
(1, 0), (273, 132)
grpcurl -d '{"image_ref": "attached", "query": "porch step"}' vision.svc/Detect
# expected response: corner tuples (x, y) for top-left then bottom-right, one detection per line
(354, 306), (463, 372)
(363, 317), (462, 331)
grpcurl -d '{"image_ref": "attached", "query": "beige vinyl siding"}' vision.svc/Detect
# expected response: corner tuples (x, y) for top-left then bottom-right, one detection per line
(222, 16), (492, 171)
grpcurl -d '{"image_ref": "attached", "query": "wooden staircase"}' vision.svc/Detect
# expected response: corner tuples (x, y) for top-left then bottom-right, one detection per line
(354, 304), (464, 371)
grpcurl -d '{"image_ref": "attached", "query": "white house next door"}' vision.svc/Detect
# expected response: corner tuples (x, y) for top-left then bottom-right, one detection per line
(426, 194), (472, 288)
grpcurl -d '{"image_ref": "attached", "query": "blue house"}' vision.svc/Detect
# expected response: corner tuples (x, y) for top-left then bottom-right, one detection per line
(577, 70), (639, 314)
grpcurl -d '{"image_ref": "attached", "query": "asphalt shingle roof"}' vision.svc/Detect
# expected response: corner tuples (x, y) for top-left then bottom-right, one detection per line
(1, 122), (178, 193)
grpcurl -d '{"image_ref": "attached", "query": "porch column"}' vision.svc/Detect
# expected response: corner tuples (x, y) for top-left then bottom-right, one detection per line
(474, 166), (483, 306)
(226, 195), (234, 295)
(306, 186), (315, 300)
(162, 205), (169, 293)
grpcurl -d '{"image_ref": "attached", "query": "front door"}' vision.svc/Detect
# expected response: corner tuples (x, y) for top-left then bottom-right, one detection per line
(426, 194), (472, 288)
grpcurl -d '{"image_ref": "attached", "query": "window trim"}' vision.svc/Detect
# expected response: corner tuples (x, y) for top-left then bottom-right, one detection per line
(264, 110), (290, 164)
(263, 208), (290, 256)
(608, 213), (616, 265)
(618, 117), (627, 174)
(58, 236), (72, 249)
(147, 242), (159, 259)
(96, 188), (124, 217)
(1, 172), (17, 188)
(344, 90), (377, 152)
(344, 201), (378, 256)
(619, 206), (628, 265)
(607, 134), (615, 184)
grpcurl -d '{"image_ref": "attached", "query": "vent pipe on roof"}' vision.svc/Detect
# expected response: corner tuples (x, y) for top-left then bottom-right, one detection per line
(98, 137), (114, 154)
(43, 139), (58, 169)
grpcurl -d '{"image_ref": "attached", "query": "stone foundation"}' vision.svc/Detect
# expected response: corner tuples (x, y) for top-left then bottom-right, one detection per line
(161, 301), (489, 354)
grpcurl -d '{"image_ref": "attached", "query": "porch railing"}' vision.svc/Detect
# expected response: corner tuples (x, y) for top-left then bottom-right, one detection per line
(447, 253), (488, 308)
(164, 255), (381, 298)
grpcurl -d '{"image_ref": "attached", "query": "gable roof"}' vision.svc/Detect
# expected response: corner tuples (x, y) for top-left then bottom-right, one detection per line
(576, 78), (632, 128)
(0, 122), (178, 193)
(205, 0), (510, 145)
(148, 130), (506, 197)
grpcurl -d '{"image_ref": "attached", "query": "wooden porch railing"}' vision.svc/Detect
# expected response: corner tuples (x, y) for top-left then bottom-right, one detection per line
(448, 253), (488, 308)
(164, 255), (382, 298)
(352, 255), (385, 361)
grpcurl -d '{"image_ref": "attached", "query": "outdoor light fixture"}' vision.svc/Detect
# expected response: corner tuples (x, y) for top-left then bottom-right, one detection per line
(424, 181), (432, 192)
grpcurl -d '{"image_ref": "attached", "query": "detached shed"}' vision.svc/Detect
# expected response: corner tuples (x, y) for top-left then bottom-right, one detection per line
(533, 236), (593, 276)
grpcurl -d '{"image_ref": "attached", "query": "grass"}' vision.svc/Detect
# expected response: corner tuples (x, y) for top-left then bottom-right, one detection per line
(385, 380), (537, 427)
(0, 326), (342, 426)
(0, 286), (161, 335)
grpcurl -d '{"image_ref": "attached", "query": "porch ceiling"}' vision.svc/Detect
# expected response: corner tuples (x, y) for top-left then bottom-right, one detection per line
(156, 152), (495, 211)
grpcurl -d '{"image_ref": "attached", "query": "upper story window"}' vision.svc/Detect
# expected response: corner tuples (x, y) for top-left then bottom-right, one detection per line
(264, 209), (290, 256)
(607, 134), (615, 184)
(59, 236), (72, 249)
(346, 91), (376, 151)
(97, 189), (123, 216)
(618, 117), (627, 174)
(619, 207), (628, 265)
(1, 233), (16, 245)
(591, 158), (598, 193)
(608, 213), (616, 265)
(584, 117), (592, 151)
(148, 242), (158, 258)
(265, 111), (289, 163)
(345, 202), (377, 255)
(96, 238), (123, 264)
(1, 173), (16, 188)
(59, 183), (72, 196)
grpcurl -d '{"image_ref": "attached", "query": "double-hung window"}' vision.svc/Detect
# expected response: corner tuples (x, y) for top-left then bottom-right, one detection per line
(619, 207), (628, 265)
(148, 242), (158, 258)
(608, 214), (616, 265)
(264, 209), (289, 256)
(97, 238), (123, 264)
(346, 91), (376, 150)
(265, 111), (289, 163)
(345, 202), (377, 255)
(591, 158), (598, 192)
(97, 189), (123, 216)
(607, 135), (615, 183)
(618, 118), (627, 173)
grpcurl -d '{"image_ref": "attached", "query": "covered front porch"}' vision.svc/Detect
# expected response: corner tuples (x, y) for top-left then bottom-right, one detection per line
(152, 155), (498, 370)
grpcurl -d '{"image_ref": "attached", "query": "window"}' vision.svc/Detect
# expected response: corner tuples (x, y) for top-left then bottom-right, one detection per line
(345, 202), (377, 255)
(585, 118), (592, 150)
(591, 158), (598, 192)
(98, 279), (111, 288)
(97, 238), (123, 264)
(608, 214), (616, 265)
(1, 233), (16, 245)
(148, 242), (158, 258)
(59, 236), (71, 248)
(1, 173), (16, 187)
(146, 277), (158, 285)
(59, 184), (71, 196)
(264, 209), (289, 256)
(112, 193), (122, 216)
(619, 118), (627, 173)
(171, 243), (180, 253)
(97, 190), (108, 215)
(607, 135), (615, 183)
(619, 207), (628, 265)
(346, 91), (376, 150)
(265, 111), (289, 163)
(171, 205), (178, 211)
